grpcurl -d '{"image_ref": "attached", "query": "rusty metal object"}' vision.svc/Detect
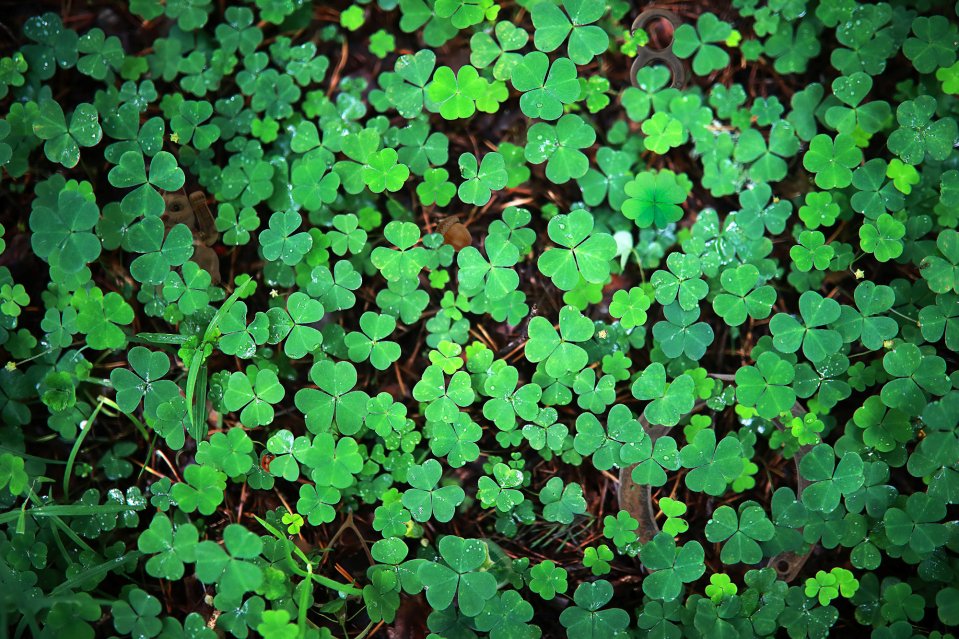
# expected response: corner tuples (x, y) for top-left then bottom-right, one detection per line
(617, 402), (813, 581)
(188, 191), (218, 247)
(162, 190), (222, 284)
(630, 8), (687, 89)
(436, 216), (472, 251)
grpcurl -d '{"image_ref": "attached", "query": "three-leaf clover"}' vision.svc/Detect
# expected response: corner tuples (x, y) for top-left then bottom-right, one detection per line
(705, 505), (775, 564)
(525, 114), (597, 184)
(418, 536), (498, 616)
(525, 305), (594, 377)
(537, 209), (616, 290)
(510, 52), (579, 120)
(33, 99), (101, 168)
(640, 533), (706, 602)
(539, 477), (586, 524)
(673, 13), (732, 75)
(345, 312), (401, 371)
(402, 458), (466, 523)
(678, 429), (744, 496)
(531, 0), (609, 65)
(223, 367), (285, 427)
(799, 443), (864, 513)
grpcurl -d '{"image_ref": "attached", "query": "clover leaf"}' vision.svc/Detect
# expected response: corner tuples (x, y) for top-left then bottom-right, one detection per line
(525, 305), (594, 378)
(525, 114), (596, 184)
(705, 505), (775, 565)
(418, 536), (498, 616)
(402, 458), (465, 523)
(33, 99), (101, 168)
(510, 52), (579, 120)
(223, 367), (285, 427)
(537, 209), (615, 291)
(137, 514), (199, 581)
(673, 13), (732, 75)
(559, 580), (630, 638)
(640, 533), (706, 602)
(531, 0), (609, 65)
(679, 429), (744, 496)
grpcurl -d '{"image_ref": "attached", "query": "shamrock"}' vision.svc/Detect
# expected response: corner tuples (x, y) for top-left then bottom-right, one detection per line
(458, 236), (520, 301)
(559, 580), (630, 638)
(110, 346), (173, 413)
(883, 492), (949, 556)
(402, 458), (465, 523)
(679, 429), (744, 496)
(622, 170), (687, 229)
(457, 152), (507, 206)
(525, 114), (597, 184)
(834, 281), (899, 350)
(418, 536), (498, 616)
(525, 305), (594, 378)
(29, 190), (102, 275)
(482, 364), (541, 430)
(194, 524), (264, 606)
(860, 214), (905, 262)
(528, 560), (568, 600)
(109, 150), (186, 217)
(510, 52), (579, 120)
(880, 343), (950, 415)
(477, 462), (525, 512)
(640, 533), (706, 602)
(537, 209), (616, 291)
(887, 95), (958, 165)
(531, 0), (609, 65)
(799, 444), (864, 513)
(32, 99), (101, 168)
(652, 302), (715, 361)
(294, 359), (369, 435)
(651, 252), (708, 311)
(137, 514), (199, 580)
(712, 264), (776, 326)
(825, 73), (891, 136)
(539, 477), (587, 524)
(574, 404), (643, 470)
(903, 16), (959, 74)
(735, 121), (799, 183)
(345, 312), (401, 371)
(705, 505), (775, 565)
(769, 291), (842, 364)
(622, 426), (681, 486)
(672, 13), (732, 75)
(790, 230), (834, 272)
(631, 364), (696, 428)
(609, 287), (651, 329)
(471, 21), (529, 80)
(641, 112), (687, 154)
(223, 367), (285, 427)
(802, 134), (862, 189)
(427, 65), (486, 119)
(920, 229), (959, 294)
(171, 464), (227, 515)
(736, 351), (797, 419)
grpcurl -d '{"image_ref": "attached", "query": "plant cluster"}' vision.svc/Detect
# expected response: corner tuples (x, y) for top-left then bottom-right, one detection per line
(1, 0), (958, 638)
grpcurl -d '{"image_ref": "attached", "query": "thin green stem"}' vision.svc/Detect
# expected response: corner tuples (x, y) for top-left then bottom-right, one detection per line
(62, 398), (105, 498)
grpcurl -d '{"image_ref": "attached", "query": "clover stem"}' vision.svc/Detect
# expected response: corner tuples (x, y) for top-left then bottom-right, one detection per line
(62, 397), (105, 498)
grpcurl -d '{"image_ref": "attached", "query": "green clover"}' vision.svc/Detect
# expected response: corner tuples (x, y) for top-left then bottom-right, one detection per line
(705, 505), (775, 565)
(639, 533), (706, 602)
(537, 209), (616, 291)
(672, 13), (732, 75)
(418, 536), (498, 616)
(525, 114), (596, 184)
(32, 99), (101, 168)
(531, 0), (609, 65)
